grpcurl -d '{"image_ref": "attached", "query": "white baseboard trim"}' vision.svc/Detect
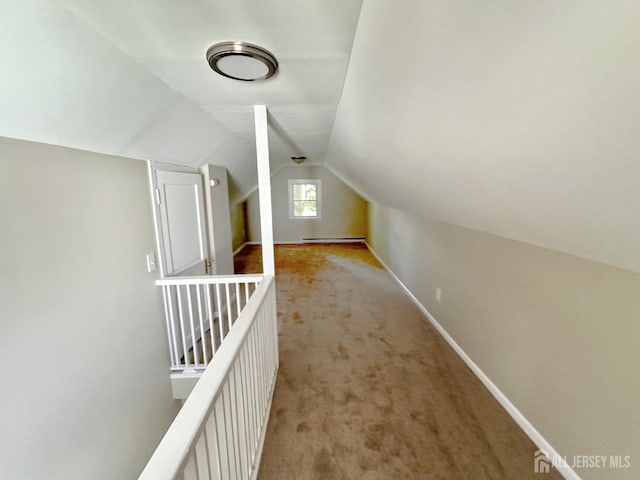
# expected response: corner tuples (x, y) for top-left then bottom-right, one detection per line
(365, 242), (580, 480)
(233, 242), (249, 256)
(244, 239), (366, 246)
(244, 241), (304, 246)
(302, 237), (366, 244)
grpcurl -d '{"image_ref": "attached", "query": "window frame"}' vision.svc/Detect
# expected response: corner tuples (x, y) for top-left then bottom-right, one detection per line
(288, 179), (322, 220)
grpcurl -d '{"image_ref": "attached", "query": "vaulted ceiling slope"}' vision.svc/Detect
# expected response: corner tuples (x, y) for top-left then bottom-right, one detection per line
(0, 0), (362, 199)
(327, 0), (640, 273)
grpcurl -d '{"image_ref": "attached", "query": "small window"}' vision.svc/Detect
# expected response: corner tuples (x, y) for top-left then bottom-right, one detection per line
(289, 179), (321, 219)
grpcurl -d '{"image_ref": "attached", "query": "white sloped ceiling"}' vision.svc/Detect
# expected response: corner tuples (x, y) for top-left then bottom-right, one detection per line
(55, 0), (362, 197)
(327, 0), (640, 272)
(0, 0), (254, 193)
(0, 0), (362, 200)
(3, 0), (638, 271)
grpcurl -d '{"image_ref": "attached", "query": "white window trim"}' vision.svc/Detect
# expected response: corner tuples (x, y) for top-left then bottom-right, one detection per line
(288, 179), (322, 220)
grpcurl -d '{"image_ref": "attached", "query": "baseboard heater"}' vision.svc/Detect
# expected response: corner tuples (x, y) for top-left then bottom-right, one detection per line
(302, 237), (366, 243)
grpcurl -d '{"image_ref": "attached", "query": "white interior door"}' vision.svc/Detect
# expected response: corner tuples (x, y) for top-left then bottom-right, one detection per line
(156, 170), (209, 276)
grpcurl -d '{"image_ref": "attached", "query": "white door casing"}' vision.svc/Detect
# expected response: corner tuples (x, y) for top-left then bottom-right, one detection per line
(156, 170), (209, 276)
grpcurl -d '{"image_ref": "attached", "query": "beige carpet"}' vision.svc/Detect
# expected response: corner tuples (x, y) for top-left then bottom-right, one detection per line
(235, 243), (562, 479)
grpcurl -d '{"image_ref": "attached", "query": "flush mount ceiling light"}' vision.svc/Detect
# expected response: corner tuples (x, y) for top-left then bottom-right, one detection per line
(206, 41), (278, 81)
(291, 156), (307, 164)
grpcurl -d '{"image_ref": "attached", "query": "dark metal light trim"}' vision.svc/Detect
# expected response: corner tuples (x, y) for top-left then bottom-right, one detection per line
(206, 41), (278, 81)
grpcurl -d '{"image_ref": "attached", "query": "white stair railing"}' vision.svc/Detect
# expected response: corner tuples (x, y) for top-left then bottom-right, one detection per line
(157, 274), (264, 371)
(140, 274), (278, 480)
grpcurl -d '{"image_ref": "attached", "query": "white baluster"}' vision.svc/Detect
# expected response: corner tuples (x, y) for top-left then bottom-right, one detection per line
(196, 285), (208, 365)
(177, 286), (189, 369)
(186, 286), (199, 368)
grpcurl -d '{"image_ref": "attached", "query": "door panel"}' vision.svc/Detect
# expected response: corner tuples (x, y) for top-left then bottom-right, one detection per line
(156, 170), (209, 276)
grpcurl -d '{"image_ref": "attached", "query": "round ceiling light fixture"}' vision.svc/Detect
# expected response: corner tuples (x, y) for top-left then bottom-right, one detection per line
(206, 41), (278, 81)
(291, 156), (307, 164)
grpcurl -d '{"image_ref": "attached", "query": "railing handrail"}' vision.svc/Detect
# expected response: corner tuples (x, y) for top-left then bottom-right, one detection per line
(139, 274), (275, 480)
(156, 273), (264, 286)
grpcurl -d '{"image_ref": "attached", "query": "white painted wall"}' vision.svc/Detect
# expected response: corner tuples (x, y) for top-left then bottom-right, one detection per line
(367, 202), (640, 480)
(246, 165), (367, 243)
(329, 0), (640, 273)
(0, 138), (179, 479)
